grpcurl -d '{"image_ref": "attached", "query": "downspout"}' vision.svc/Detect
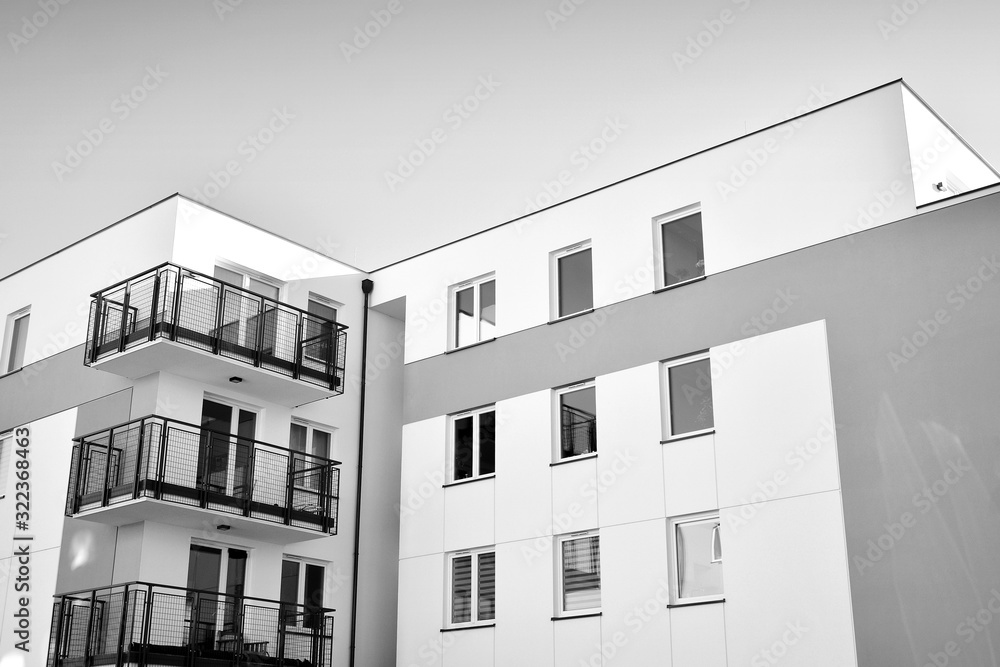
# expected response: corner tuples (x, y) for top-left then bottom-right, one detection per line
(349, 278), (374, 667)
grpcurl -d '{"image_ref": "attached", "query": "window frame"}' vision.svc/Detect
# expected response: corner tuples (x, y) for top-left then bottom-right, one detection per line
(653, 204), (705, 291)
(553, 381), (597, 461)
(3, 306), (31, 374)
(550, 241), (594, 321)
(668, 512), (724, 606)
(214, 261), (284, 301)
(445, 547), (496, 628)
(280, 554), (328, 628)
(448, 273), (496, 350)
(554, 531), (601, 617)
(661, 352), (714, 441)
(447, 405), (496, 483)
(289, 418), (336, 492)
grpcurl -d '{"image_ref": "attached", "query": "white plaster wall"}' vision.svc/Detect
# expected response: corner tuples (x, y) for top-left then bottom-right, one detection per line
(371, 83), (915, 364)
(0, 198), (177, 371)
(398, 417), (446, 560)
(493, 390), (551, 545)
(494, 539), (554, 667)
(396, 553), (445, 667)
(670, 602), (727, 667)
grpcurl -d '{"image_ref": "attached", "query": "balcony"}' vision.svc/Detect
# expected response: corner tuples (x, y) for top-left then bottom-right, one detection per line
(67, 416), (340, 541)
(84, 263), (348, 406)
(47, 582), (334, 667)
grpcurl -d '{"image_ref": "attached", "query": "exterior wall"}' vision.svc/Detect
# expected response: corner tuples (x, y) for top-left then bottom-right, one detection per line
(394, 321), (856, 666)
(371, 82), (917, 365)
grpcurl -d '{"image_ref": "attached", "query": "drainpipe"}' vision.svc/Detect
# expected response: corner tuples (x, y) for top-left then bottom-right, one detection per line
(349, 278), (374, 667)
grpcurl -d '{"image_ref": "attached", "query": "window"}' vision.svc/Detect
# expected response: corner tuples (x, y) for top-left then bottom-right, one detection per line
(281, 557), (326, 628)
(304, 294), (339, 365)
(557, 533), (601, 614)
(669, 513), (724, 604)
(214, 264), (281, 300)
(656, 206), (705, 289)
(449, 406), (495, 482)
(555, 382), (597, 459)
(186, 542), (248, 641)
(200, 397), (257, 496)
(662, 353), (714, 439)
(448, 549), (495, 626)
(3, 307), (30, 373)
(289, 420), (334, 490)
(552, 242), (593, 319)
(450, 274), (496, 349)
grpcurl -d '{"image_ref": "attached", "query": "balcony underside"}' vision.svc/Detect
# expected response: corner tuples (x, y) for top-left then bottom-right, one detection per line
(72, 495), (330, 543)
(92, 337), (337, 407)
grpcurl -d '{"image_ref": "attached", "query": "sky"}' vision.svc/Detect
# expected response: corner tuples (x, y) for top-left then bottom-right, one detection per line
(1, 0), (998, 274)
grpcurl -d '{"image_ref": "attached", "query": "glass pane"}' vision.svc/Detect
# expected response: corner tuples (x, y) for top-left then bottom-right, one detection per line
(478, 552), (496, 621)
(557, 248), (593, 317)
(452, 556), (472, 623)
(455, 286), (475, 347)
(187, 545), (222, 592)
(8, 314), (28, 371)
(289, 423), (308, 453)
(308, 299), (337, 322)
(668, 358), (714, 435)
(312, 429), (331, 459)
(200, 400), (232, 493)
(280, 560), (300, 624)
(677, 520), (724, 599)
(454, 416), (474, 480)
(562, 536), (601, 611)
(214, 266), (243, 287)
(479, 280), (496, 340)
(304, 563), (325, 628)
(479, 411), (495, 476)
(226, 548), (247, 599)
(560, 387), (597, 458)
(662, 213), (705, 286)
(249, 277), (280, 301)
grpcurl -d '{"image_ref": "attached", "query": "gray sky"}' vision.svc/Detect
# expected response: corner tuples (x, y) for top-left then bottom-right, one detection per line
(1, 0), (997, 273)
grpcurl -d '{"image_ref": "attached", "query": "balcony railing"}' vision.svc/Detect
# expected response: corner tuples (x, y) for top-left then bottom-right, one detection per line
(47, 582), (334, 667)
(84, 263), (347, 395)
(67, 416), (340, 534)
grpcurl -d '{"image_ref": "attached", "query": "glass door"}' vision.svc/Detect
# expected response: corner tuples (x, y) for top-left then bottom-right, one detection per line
(200, 399), (256, 500)
(187, 545), (248, 649)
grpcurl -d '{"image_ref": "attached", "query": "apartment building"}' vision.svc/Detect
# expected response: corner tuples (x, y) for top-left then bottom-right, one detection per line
(366, 80), (1000, 666)
(0, 198), (403, 667)
(2, 79), (1000, 667)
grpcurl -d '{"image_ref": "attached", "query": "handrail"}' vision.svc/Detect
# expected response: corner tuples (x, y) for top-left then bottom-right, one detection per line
(74, 413), (343, 465)
(89, 261), (349, 329)
(53, 580), (336, 612)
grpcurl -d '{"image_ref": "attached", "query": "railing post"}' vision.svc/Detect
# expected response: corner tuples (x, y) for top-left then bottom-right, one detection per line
(115, 585), (129, 667)
(244, 444), (254, 518)
(155, 421), (169, 501)
(293, 317), (304, 380)
(212, 283), (226, 355)
(89, 297), (102, 364)
(117, 288), (131, 354)
(83, 590), (97, 667)
(101, 429), (115, 508)
(284, 453), (295, 525)
(51, 597), (66, 665)
(71, 442), (86, 514)
(254, 298), (267, 368)
(169, 267), (183, 341)
(148, 272), (161, 342)
(132, 422), (145, 500)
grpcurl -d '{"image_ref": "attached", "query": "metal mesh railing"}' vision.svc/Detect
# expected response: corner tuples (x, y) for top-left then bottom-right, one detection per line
(48, 582), (335, 667)
(67, 415), (341, 535)
(85, 263), (347, 395)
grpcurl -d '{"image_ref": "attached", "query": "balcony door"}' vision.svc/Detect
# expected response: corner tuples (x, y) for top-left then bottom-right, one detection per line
(214, 265), (282, 359)
(187, 544), (248, 649)
(200, 399), (256, 500)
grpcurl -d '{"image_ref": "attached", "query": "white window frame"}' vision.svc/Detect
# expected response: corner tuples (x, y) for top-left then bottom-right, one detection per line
(280, 554), (328, 625)
(2, 306), (31, 374)
(668, 512), (724, 605)
(554, 531), (601, 617)
(307, 293), (340, 323)
(447, 405), (496, 483)
(188, 537), (254, 596)
(661, 352), (714, 440)
(448, 273), (496, 350)
(289, 418), (335, 459)
(550, 241), (593, 320)
(653, 204), (704, 290)
(553, 381), (597, 461)
(446, 547), (496, 628)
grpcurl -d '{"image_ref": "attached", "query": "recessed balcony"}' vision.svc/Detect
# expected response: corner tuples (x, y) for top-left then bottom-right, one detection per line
(84, 263), (347, 406)
(47, 581), (334, 667)
(67, 416), (340, 541)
